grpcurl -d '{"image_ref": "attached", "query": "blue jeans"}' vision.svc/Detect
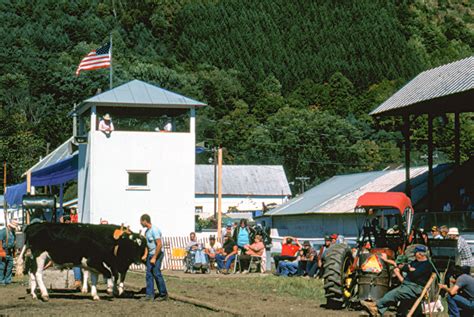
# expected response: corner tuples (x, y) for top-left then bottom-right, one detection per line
(447, 294), (474, 317)
(73, 266), (82, 281)
(216, 254), (235, 270)
(146, 253), (167, 298)
(190, 250), (208, 266)
(278, 261), (298, 276)
(0, 256), (13, 285)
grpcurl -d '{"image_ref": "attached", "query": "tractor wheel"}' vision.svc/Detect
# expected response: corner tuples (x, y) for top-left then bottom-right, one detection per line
(323, 244), (355, 309)
(405, 244), (430, 262)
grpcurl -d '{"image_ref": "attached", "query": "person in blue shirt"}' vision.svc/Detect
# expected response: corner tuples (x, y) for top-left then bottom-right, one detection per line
(232, 219), (254, 251)
(0, 220), (18, 286)
(140, 214), (168, 301)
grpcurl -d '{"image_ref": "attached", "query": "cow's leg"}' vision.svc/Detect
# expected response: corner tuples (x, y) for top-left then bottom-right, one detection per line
(118, 271), (127, 296)
(29, 272), (37, 299)
(90, 272), (100, 301)
(106, 278), (114, 295)
(34, 252), (49, 301)
(81, 270), (89, 294)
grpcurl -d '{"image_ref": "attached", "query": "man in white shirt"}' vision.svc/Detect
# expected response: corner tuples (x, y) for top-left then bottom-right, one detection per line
(204, 235), (222, 262)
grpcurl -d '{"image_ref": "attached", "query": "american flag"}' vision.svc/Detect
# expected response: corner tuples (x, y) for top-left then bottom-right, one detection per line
(75, 42), (111, 76)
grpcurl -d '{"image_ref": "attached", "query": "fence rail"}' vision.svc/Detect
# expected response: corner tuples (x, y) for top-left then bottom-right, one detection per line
(129, 236), (212, 271)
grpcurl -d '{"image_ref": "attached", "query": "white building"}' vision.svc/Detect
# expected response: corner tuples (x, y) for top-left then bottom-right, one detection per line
(76, 80), (205, 235)
(194, 165), (291, 219)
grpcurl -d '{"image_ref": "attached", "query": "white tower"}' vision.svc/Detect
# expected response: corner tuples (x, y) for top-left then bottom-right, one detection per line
(75, 80), (205, 235)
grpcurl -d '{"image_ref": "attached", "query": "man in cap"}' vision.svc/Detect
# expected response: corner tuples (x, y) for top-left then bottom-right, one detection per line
(448, 227), (474, 270)
(297, 240), (318, 277)
(0, 220), (18, 285)
(362, 245), (433, 316)
(439, 265), (474, 317)
(317, 235), (332, 276)
(431, 226), (443, 239)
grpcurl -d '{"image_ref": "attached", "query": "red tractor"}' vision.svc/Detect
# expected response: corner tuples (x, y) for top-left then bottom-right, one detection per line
(323, 192), (420, 308)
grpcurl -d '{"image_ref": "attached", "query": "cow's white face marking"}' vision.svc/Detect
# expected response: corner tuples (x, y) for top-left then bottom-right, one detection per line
(135, 238), (142, 246)
(129, 235), (133, 240)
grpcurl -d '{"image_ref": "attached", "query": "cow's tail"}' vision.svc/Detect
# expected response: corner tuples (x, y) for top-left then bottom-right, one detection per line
(16, 245), (27, 277)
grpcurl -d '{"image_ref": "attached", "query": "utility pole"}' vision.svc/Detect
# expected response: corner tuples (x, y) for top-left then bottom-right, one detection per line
(217, 147), (223, 241)
(295, 176), (310, 194)
(213, 147), (217, 220)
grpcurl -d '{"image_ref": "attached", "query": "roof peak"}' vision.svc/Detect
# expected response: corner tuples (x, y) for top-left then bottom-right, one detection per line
(77, 79), (206, 114)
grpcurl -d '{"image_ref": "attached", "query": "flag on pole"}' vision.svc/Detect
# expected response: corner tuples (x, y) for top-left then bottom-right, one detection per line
(75, 42), (111, 76)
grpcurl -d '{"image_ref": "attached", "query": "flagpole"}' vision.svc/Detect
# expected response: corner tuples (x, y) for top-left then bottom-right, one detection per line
(109, 33), (113, 89)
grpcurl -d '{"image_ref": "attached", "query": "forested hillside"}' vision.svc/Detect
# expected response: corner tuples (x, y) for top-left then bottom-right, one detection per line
(0, 0), (472, 193)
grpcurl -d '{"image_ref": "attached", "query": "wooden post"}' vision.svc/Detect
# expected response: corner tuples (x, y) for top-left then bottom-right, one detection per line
(3, 161), (9, 245)
(403, 115), (411, 197)
(407, 273), (436, 317)
(454, 112), (460, 166)
(217, 147), (223, 241)
(428, 114), (434, 212)
(26, 170), (31, 224)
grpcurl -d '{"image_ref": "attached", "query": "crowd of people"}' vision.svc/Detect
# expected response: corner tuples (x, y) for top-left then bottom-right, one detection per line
(184, 219), (267, 274)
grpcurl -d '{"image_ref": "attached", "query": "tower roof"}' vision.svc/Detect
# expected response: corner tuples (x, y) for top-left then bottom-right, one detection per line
(77, 79), (206, 114)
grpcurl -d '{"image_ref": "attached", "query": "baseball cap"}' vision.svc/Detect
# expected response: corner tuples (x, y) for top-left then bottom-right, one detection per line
(324, 235), (331, 241)
(431, 226), (438, 231)
(448, 227), (459, 235)
(414, 245), (427, 253)
(303, 240), (311, 246)
(330, 234), (338, 240)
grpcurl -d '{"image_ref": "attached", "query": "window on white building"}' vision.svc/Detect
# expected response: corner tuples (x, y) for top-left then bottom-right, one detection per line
(127, 170), (149, 190)
(195, 206), (203, 214)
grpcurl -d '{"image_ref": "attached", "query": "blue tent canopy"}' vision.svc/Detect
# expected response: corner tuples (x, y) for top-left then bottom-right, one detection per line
(5, 154), (78, 207)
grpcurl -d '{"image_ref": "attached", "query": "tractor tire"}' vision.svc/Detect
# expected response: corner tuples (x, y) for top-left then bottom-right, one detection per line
(405, 244), (430, 262)
(323, 243), (354, 309)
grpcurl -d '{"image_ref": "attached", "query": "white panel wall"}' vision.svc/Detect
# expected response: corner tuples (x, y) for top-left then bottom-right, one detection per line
(195, 195), (288, 219)
(85, 130), (195, 235)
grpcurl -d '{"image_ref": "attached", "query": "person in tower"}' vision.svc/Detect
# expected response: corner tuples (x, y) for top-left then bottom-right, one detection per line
(98, 113), (114, 137)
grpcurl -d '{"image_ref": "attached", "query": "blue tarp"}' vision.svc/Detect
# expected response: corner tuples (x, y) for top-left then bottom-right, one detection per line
(5, 155), (78, 207)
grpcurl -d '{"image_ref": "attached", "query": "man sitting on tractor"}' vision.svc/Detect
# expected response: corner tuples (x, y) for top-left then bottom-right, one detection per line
(361, 245), (433, 316)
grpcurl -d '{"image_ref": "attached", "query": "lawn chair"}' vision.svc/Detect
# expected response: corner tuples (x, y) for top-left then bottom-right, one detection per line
(248, 256), (263, 273)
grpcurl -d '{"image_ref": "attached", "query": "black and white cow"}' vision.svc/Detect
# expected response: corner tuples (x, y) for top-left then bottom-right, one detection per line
(20, 222), (147, 301)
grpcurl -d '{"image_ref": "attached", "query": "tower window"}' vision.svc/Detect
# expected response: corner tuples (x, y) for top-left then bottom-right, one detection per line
(127, 171), (149, 189)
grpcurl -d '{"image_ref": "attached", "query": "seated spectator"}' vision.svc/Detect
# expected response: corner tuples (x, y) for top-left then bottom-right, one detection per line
(431, 226), (443, 239)
(361, 245), (433, 316)
(273, 236), (301, 269)
(440, 225), (449, 239)
(297, 240), (318, 277)
(239, 234), (265, 273)
(204, 235), (222, 266)
(448, 227), (474, 270)
(276, 257), (299, 277)
(186, 232), (208, 269)
(317, 236), (332, 277)
(215, 234), (238, 274)
(439, 265), (474, 317)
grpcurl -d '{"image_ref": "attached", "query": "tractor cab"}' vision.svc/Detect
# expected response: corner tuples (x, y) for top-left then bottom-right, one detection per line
(355, 192), (414, 254)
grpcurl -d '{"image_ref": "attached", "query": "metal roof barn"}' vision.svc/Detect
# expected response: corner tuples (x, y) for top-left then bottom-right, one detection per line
(195, 165), (291, 196)
(371, 56), (473, 116)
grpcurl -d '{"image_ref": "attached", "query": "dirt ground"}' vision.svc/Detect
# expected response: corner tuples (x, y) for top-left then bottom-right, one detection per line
(0, 270), (361, 316)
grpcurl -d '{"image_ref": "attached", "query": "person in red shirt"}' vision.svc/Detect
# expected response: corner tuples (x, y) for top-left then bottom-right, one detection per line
(273, 236), (301, 270)
(70, 207), (79, 223)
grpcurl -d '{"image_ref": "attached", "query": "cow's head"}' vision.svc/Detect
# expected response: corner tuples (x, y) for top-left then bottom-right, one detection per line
(116, 230), (147, 264)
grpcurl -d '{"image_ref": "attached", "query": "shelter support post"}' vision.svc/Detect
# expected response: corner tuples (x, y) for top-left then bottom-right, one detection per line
(428, 114), (434, 212)
(26, 171), (31, 224)
(454, 112), (460, 166)
(403, 115), (411, 197)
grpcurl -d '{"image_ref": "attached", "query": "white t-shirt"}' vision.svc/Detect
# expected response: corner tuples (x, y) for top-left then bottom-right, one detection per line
(205, 241), (222, 254)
